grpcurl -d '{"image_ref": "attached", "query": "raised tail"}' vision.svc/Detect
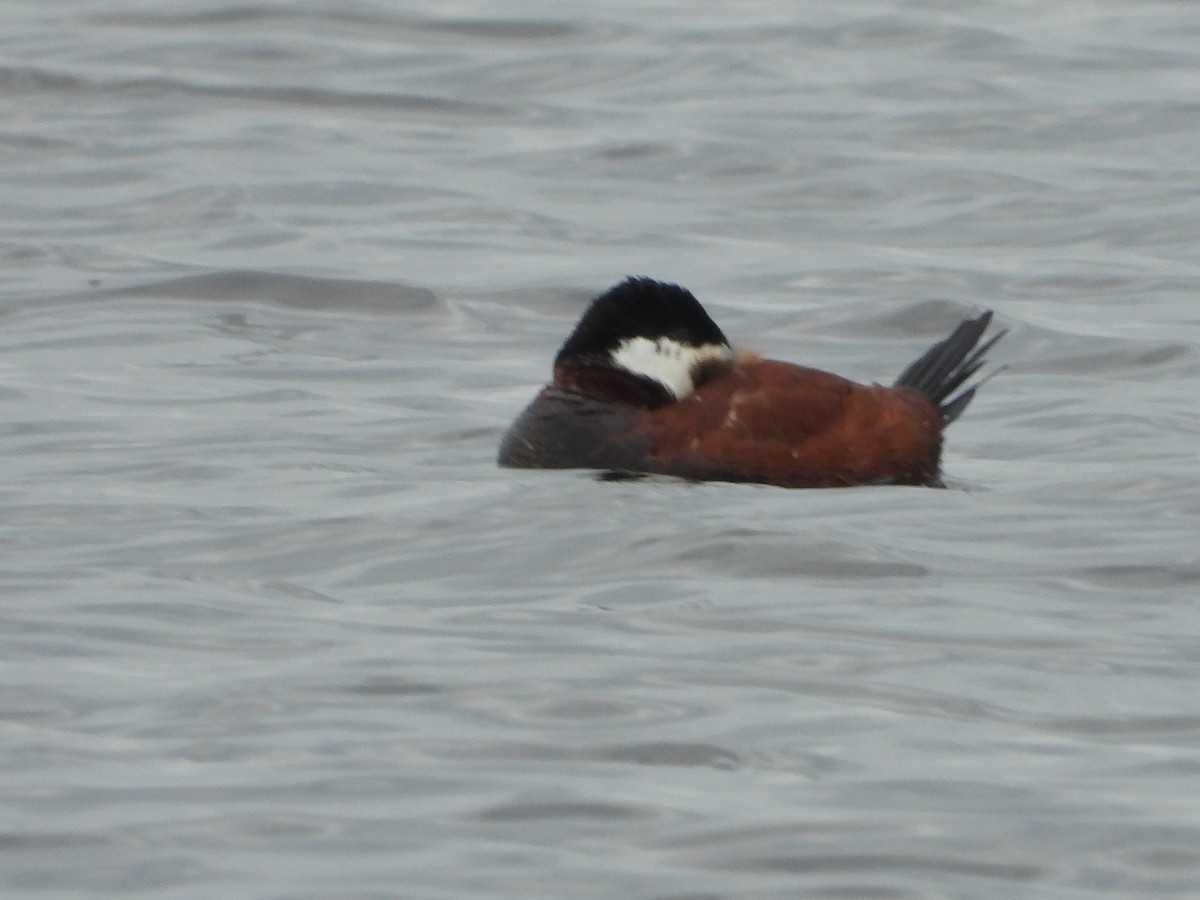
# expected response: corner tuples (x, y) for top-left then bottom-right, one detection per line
(893, 311), (1006, 424)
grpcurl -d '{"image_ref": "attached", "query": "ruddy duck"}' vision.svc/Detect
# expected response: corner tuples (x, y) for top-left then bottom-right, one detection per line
(498, 277), (1004, 487)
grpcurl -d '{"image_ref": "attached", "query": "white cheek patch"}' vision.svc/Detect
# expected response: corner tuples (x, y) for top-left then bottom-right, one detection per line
(610, 336), (731, 399)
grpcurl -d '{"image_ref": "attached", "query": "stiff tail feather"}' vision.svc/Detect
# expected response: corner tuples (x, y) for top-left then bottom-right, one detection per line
(893, 311), (1006, 424)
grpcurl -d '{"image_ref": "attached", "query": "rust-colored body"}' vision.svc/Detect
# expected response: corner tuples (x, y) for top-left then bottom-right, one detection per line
(632, 355), (943, 486)
(498, 278), (1001, 488)
(508, 354), (944, 487)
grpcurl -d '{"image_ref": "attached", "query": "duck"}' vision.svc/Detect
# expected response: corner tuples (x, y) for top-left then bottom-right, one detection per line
(498, 277), (1003, 487)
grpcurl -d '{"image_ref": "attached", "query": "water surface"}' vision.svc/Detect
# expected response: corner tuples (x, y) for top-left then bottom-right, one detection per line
(3, 2), (1200, 898)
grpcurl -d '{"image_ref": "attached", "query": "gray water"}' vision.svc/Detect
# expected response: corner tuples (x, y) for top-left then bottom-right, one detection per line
(3, 2), (1200, 898)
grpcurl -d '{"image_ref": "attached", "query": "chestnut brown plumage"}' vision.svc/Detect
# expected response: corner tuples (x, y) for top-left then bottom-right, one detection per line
(499, 278), (1004, 488)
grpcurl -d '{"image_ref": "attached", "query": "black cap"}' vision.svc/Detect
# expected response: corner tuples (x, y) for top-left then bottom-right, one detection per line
(555, 277), (730, 366)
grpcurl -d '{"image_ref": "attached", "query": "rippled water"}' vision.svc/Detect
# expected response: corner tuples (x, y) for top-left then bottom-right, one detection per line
(4, 2), (1200, 898)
